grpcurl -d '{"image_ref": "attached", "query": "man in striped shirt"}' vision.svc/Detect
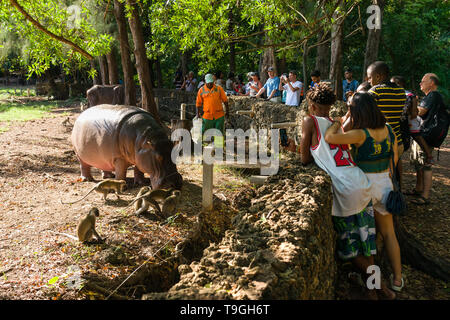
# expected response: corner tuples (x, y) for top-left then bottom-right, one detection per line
(367, 61), (406, 185)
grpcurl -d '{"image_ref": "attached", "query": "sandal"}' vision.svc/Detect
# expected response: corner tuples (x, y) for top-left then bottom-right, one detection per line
(410, 196), (430, 205)
(390, 274), (405, 292)
(404, 189), (421, 196)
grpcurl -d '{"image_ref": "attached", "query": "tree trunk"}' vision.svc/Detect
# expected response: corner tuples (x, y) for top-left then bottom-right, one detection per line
(99, 55), (109, 85)
(126, 0), (159, 121)
(90, 60), (100, 85)
(302, 42), (308, 88)
(113, 0), (136, 106)
(106, 48), (119, 85)
(259, 35), (276, 85)
(181, 51), (188, 78)
(329, 1), (344, 101)
(228, 10), (236, 73)
(315, 30), (330, 80)
(278, 57), (286, 75)
(363, 0), (385, 80)
(154, 57), (163, 88)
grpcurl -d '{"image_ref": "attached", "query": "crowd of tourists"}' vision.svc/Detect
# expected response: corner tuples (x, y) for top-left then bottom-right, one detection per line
(175, 62), (448, 299)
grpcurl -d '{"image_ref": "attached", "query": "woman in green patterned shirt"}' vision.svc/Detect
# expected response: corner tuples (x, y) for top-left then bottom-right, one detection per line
(325, 92), (405, 293)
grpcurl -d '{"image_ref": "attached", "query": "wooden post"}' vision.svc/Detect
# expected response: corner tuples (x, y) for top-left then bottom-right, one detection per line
(202, 146), (214, 211)
(154, 97), (159, 112)
(180, 103), (186, 120)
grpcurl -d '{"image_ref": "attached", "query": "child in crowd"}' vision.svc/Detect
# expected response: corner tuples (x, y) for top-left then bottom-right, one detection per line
(309, 70), (321, 89)
(300, 83), (396, 300)
(391, 76), (433, 165)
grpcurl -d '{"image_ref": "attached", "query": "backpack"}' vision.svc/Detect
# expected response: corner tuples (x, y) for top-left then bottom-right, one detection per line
(421, 92), (449, 148)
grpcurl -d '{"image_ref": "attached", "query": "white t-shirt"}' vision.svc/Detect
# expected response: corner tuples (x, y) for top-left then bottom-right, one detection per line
(309, 115), (372, 217)
(283, 81), (302, 106)
(185, 78), (197, 92)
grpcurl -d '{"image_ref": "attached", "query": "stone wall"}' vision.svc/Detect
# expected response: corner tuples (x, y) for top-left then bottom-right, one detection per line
(143, 159), (336, 300)
(228, 96), (348, 147)
(140, 92), (345, 300)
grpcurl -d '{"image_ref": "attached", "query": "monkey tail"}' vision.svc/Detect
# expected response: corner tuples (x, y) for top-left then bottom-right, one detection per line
(127, 195), (144, 208)
(48, 230), (78, 241)
(60, 186), (97, 204)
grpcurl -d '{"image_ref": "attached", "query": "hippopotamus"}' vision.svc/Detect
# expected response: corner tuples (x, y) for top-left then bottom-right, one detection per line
(71, 104), (183, 190)
(86, 85), (125, 107)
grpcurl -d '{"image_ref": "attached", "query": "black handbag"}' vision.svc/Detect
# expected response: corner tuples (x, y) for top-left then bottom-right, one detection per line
(385, 131), (407, 215)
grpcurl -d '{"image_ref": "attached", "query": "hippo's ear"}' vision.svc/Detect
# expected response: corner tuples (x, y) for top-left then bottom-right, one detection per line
(139, 138), (163, 161)
(140, 138), (155, 151)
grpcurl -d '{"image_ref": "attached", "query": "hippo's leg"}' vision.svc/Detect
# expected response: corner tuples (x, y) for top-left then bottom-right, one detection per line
(102, 171), (115, 179)
(78, 157), (94, 182)
(133, 167), (146, 186)
(113, 158), (128, 181)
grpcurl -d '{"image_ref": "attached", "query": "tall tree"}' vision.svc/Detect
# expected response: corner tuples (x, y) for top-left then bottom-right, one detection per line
(106, 47), (119, 85)
(113, 0), (136, 105)
(315, 30), (330, 79)
(126, 0), (159, 121)
(363, 0), (385, 79)
(99, 55), (109, 85)
(329, 1), (345, 100)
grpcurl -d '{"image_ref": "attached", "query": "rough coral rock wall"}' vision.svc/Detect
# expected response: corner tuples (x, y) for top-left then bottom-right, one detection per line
(228, 96), (348, 145)
(143, 160), (336, 300)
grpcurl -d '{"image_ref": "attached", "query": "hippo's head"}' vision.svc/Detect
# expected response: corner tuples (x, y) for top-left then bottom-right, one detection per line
(135, 131), (183, 190)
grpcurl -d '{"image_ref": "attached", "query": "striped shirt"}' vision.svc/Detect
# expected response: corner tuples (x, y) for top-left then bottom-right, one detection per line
(369, 83), (406, 144)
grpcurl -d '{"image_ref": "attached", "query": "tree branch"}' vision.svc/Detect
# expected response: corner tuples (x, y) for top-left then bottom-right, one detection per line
(9, 0), (94, 60)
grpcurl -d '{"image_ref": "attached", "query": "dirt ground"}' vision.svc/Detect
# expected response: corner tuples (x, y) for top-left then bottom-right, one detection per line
(0, 102), (247, 299)
(0, 100), (448, 300)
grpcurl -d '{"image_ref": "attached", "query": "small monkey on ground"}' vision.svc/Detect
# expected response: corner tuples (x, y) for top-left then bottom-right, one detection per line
(77, 207), (103, 243)
(129, 188), (181, 217)
(48, 207), (103, 243)
(61, 179), (127, 204)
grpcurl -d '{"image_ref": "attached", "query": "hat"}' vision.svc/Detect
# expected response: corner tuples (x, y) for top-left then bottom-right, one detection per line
(205, 74), (214, 84)
(267, 67), (275, 72)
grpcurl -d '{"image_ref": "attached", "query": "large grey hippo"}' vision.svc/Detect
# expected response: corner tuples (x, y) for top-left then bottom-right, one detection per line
(71, 104), (183, 190)
(86, 85), (125, 107)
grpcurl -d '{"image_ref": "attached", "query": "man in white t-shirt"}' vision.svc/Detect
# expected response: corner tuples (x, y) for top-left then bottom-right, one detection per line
(279, 70), (302, 106)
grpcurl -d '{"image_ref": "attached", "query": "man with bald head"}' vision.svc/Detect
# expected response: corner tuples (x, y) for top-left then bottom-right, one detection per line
(408, 73), (447, 205)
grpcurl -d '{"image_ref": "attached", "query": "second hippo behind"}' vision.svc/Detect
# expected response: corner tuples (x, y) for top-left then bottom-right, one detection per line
(71, 104), (183, 190)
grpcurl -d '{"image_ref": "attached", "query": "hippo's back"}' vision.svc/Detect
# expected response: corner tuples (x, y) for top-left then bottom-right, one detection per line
(71, 104), (148, 171)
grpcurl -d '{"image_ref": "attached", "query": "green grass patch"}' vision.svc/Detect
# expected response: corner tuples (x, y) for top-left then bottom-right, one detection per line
(0, 87), (36, 99)
(0, 101), (60, 122)
(0, 125), (9, 133)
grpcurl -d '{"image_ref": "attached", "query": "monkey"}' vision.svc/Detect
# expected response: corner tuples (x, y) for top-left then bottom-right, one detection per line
(60, 179), (127, 204)
(134, 186), (151, 213)
(77, 207), (103, 243)
(61, 117), (72, 127)
(48, 207), (103, 243)
(128, 188), (181, 217)
(161, 191), (181, 217)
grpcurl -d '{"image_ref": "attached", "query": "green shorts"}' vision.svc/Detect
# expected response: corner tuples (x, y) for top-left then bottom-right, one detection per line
(202, 116), (225, 135)
(332, 203), (377, 260)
